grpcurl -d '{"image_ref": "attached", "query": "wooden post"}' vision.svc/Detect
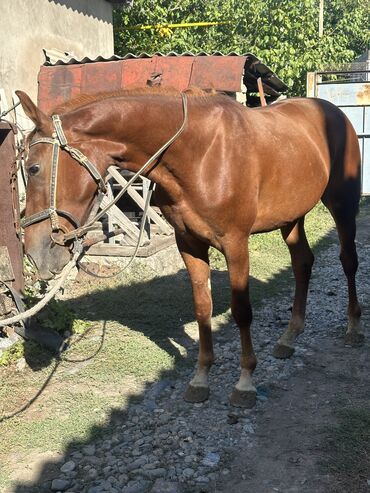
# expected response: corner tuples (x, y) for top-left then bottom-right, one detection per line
(257, 77), (267, 107)
(319, 0), (324, 37)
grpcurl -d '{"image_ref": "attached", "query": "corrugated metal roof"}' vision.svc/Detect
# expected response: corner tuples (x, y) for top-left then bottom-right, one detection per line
(44, 51), (248, 65)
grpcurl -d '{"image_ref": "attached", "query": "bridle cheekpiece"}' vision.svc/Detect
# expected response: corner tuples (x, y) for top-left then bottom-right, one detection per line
(22, 114), (107, 240)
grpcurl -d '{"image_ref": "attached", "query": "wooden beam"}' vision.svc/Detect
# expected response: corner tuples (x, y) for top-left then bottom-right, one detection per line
(108, 166), (172, 234)
(87, 234), (175, 257)
(100, 196), (142, 245)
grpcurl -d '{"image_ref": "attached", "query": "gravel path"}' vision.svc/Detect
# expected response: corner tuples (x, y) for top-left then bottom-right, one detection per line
(17, 220), (370, 493)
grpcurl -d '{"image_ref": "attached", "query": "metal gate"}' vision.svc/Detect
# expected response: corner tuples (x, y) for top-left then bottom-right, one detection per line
(307, 68), (370, 194)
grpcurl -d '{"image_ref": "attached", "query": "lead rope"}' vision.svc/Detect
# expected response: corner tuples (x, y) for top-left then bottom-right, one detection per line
(0, 248), (81, 328)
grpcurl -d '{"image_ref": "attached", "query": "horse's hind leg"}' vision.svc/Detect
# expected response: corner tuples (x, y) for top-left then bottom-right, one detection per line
(273, 217), (314, 359)
(176, 234), (214, 403)
(324, 199), (363, 345)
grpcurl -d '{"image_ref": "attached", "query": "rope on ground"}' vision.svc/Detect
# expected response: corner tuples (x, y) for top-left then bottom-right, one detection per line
(0, 251), (79, 327)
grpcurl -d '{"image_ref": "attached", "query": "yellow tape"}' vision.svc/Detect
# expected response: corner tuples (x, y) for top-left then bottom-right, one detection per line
(127, 21), (233, 31)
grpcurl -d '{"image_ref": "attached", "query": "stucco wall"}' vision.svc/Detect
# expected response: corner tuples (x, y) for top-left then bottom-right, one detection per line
(0, 0), (114, 104)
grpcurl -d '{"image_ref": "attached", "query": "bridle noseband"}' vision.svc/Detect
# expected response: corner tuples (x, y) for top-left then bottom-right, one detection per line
(21, 93), (188, 247)
(22, 114), (107, 240)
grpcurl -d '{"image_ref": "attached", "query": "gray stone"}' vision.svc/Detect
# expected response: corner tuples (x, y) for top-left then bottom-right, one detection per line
(196, 475), (210, 483)
(150, 479), (180, 493)
(122, 480), (151, 493)
(60, 460), (76, 474)
(87, 467), (98, 479)
(182, 467), (195, 479)
(142, 467), (167, 479)
(51, 478), (71, 491)
(87, 487), (104, 493)
(127, 456), (148, 471)
(71, 451), (83, 460)
(83, 444), (96, 456)
(202, 452), (220, 468)
(118, 473), (129, 484)
(142, 462), (159, 470)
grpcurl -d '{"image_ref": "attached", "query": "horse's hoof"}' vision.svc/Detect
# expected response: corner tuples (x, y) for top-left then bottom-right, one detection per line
(183, 384), (209, 403)
(344, 331), (365, 347)
(272, 343), (295, 359)
(229, 388), (256, 408)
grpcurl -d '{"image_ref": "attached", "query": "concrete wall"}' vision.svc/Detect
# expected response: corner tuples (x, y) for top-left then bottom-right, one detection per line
(0, 0), (114, 104)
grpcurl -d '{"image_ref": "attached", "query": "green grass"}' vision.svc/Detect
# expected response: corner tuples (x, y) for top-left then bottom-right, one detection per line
(0, 203), (336, 491)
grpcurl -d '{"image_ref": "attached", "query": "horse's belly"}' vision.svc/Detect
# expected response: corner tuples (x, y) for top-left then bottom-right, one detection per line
(251, 161), (329, 233)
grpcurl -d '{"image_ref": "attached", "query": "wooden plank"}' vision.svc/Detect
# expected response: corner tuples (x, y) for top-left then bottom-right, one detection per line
(100, 197), (141, 246)
(106, 183), (115, 244)
(87, 234), (175, 257)
(0, 246), (14, 282)
(108, 167), (172, 234)
(0, 123), (24, 292)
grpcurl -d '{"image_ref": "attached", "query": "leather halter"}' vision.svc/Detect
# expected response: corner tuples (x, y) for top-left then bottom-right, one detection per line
(21, 114), (106, 235)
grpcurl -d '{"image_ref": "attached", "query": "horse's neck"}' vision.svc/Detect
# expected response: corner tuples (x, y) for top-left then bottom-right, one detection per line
(111, 96), (188, 179)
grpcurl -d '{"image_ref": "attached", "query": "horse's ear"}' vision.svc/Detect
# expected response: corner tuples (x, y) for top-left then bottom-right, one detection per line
(15, 90), (51, 131)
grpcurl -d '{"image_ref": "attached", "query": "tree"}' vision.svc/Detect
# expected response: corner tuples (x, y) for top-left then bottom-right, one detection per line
(114, 0), (369, 95)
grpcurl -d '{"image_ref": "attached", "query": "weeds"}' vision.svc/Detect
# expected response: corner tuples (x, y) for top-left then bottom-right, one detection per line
(0, 342), (24, 366)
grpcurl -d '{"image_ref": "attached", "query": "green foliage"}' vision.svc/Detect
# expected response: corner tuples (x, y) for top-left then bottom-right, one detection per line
(114, 0), (369, 94)
(37, 300), (90, 336)
(72, 319), (92, 335)
(37, 300), (75, 334)
(0, 342), (24, 366)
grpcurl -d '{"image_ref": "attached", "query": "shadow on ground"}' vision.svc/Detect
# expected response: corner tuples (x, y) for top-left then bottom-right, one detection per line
(6, 223), (347, 493)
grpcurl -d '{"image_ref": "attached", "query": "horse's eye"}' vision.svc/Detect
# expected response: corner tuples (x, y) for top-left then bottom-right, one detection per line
(28, 164), (40, 176)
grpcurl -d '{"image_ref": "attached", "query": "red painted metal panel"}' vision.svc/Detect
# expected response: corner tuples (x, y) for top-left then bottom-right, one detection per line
(82, 61), (123, 94)
(38, 56), (249, 112)
(121, 58), (155, 88)
(151, 56), (195, 90)
(190, 56), (247, 92)
(0, 123), (24, 292)
(38, 65), (83, 113)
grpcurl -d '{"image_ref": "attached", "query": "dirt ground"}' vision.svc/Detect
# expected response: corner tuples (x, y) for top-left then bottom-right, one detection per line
(216, 216), (370, 493)
(216, 338), (370, 493)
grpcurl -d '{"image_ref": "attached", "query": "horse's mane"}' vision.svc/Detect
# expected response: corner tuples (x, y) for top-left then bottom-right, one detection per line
(50, 86), (222, 116)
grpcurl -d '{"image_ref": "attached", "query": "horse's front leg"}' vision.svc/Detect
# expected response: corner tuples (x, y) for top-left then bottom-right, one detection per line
(225, 240), (257, 408)
(176, 234), (214, 403)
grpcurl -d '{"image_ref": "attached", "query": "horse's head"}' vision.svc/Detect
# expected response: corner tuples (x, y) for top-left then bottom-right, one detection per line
(17, 91), (106, 280)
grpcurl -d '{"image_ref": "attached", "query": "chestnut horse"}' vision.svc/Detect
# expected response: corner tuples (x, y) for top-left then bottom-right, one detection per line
(16, 88), (363, 408)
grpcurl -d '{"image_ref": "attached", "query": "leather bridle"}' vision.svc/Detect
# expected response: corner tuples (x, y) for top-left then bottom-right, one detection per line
(21, 93), (188, 248)
(22, 114), (107, 237)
